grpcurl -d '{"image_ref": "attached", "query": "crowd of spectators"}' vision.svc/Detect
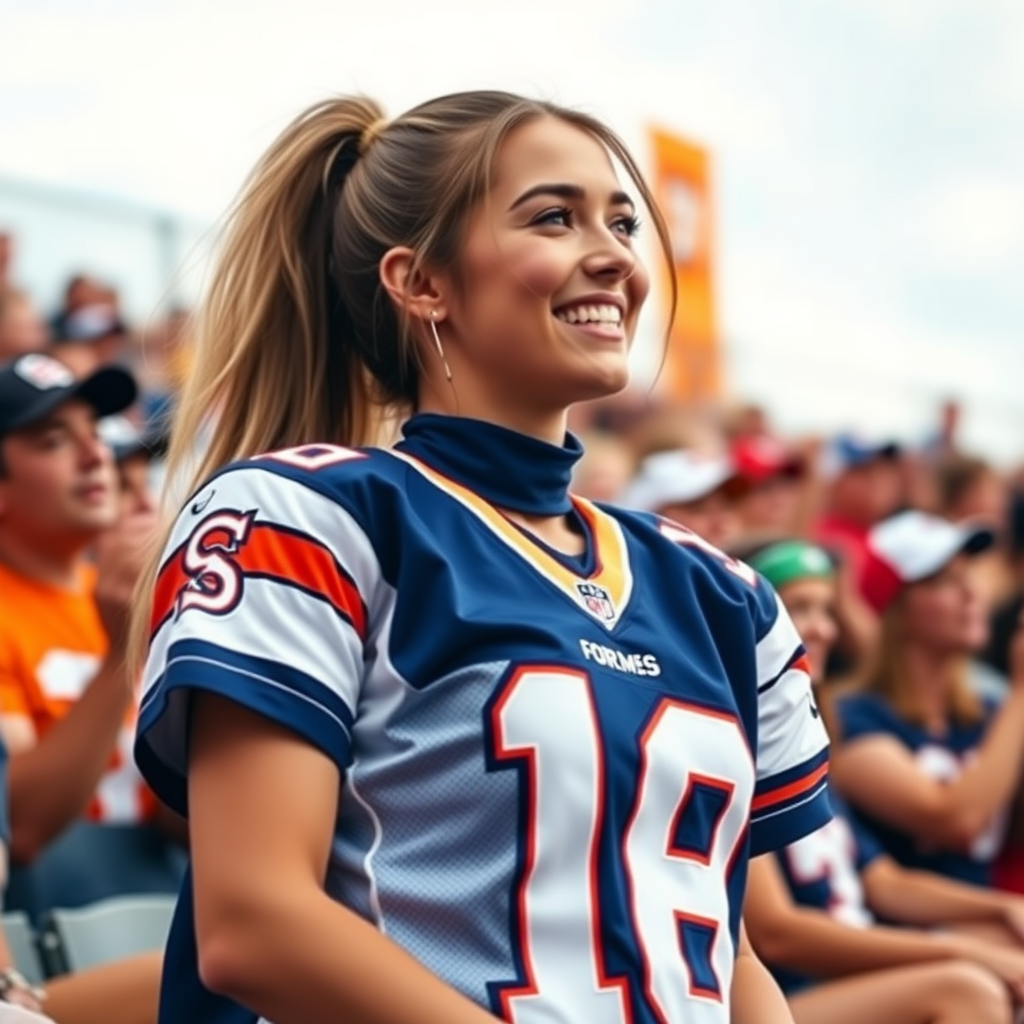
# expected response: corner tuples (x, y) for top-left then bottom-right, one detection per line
(2, 215), (1024, 1024)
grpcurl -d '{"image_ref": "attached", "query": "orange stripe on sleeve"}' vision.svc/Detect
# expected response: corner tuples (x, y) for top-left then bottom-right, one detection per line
(750, 761), (829, 813)
(235, 526), (367, 637)
(150, 523), (366, 639)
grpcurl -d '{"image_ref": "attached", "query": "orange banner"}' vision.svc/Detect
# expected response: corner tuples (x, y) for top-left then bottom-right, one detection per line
(648, 128), (720, 402)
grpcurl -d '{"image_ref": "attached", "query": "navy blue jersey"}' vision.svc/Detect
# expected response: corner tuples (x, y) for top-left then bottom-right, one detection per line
(836, 691), (1002, 887)
(136, 415), (830, 1024)
(770, 789), (882, 993)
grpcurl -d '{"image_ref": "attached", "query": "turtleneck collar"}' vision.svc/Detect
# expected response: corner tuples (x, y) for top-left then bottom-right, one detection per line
(395, 413), (583, 516)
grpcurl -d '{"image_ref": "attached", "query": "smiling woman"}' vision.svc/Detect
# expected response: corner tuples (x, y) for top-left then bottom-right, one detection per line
(130, 91), (831, 1024)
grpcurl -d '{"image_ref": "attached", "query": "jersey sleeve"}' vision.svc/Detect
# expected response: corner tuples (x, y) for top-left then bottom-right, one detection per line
(135, 462), (378, 815)
(748, 584), (831, 855)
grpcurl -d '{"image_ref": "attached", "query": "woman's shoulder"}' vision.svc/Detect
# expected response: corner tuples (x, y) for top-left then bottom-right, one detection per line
(834, 690), (907, 742)
(185, 443), (410, 518)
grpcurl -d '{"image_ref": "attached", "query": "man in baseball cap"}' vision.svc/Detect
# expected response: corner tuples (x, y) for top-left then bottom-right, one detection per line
(0, 353), (136, 441)
(815, 432), (903, 589)
(96, 414), (167, 517)
(0, 353), (181, 935)
(621, 449), (748, 548)
(730, 434), (807, 535)
(860, 509), (995, 614)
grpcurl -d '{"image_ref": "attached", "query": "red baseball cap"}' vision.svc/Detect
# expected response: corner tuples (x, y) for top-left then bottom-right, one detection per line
(860, 510), (996, 613)
(731, 435), (805, 486)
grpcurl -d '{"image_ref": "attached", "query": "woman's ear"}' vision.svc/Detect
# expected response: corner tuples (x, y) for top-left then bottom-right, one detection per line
(379, 247), (448, 324)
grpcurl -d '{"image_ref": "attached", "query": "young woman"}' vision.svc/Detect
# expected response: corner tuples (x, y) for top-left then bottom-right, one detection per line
(831, 510), (1024, 888)
(739, 537), (1024, 1024)
(132, 92), (831, 1024)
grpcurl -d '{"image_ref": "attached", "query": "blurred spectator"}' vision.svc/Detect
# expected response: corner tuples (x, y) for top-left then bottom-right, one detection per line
(0, 354), (184, 927)
(131, 307), (192, 435)
(0, 235), (11, 292)
(0, 291), (47, 363)
(983, 489), (1024, 680)
(621, 448), (746, 548)
(571, 431), (636, 503)
(832, 510), (1024, 889)
(742, 537), (1024, 1020)
(731, 434), (806, 535)
(0, 737), (162, 1024)
(721, 399), (771, 442)
(50, 303), (130, 379)
(814, 433), (902, 588)
(97, 416), (166, 517)
(938, 454), (1013, 606)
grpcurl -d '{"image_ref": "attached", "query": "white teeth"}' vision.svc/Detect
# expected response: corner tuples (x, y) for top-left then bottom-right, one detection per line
(555, 303), (623, 325)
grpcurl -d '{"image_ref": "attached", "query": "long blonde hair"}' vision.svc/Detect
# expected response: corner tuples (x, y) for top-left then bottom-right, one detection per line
(864, 596), (984, 729)
(132, 91), (674, 664)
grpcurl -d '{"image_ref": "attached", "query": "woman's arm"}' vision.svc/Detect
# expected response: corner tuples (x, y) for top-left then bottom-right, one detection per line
(744, 852), (990, 978)
(832, 616), (1024, 850)
(862, 856), (1024, 931)
(188, 692), (502, 1024)
(730, 922), (794, 1024)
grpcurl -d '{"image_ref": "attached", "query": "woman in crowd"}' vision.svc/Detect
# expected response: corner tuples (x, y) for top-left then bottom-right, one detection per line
(831, 510), (1024, 889)
(741, 537), (1024, 1024)
(131, 91), (831, 1024)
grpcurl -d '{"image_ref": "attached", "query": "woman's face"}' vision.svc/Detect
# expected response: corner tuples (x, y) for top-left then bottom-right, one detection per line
(901, 555), (989, 655)
(438, 117), (650, 425)
(659, 492), (739, 551)
(778, 577), (838, 685)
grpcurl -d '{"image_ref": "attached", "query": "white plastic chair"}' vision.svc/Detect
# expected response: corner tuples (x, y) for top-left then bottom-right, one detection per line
(0, 912), (44, 987)
(43, 895), (175, 973)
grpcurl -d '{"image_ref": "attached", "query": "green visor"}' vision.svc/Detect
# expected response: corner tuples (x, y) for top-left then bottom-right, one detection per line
(748, 540), (836, 591)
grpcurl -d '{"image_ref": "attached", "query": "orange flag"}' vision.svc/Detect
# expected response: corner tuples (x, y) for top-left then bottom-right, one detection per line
(649, 128), (720, 402)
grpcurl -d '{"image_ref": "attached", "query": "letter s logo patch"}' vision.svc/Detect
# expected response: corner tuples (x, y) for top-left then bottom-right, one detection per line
(177, 510), (256, 617)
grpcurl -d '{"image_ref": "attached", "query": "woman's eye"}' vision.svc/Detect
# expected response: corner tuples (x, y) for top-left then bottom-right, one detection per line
(612, 214), (642, 238)
(532, 207), (573, 228)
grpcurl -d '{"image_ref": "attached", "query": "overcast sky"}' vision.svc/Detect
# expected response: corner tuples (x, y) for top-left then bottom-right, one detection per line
(2, 0), (1022, 457)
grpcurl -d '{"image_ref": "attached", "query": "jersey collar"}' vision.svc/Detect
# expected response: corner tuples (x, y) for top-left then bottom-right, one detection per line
(396, 413), (582, 516)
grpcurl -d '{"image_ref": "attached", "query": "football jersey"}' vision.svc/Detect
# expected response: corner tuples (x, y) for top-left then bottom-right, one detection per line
(136, 413), (830, 1024)
(0, 560), (155, 824)
(770, 788), (882, 993)
(836, 691), (1002, 886)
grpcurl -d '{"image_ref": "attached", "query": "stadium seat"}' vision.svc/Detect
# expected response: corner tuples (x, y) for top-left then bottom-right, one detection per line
(40, 895), (175, 974)
(0, 911), (44, 987)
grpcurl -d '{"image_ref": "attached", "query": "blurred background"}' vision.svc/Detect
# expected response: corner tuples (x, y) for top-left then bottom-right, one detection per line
(2, 0), (1022, 455)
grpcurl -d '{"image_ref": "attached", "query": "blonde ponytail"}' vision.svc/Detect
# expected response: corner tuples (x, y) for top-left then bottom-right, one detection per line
(167, 97), (388, 499)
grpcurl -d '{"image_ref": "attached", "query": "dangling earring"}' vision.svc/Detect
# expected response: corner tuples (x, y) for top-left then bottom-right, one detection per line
(430, 311), (453, 382)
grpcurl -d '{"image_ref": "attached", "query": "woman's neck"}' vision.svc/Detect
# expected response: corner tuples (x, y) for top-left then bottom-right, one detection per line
(901, 643), (958, 733)
(415, 393), (568, 448)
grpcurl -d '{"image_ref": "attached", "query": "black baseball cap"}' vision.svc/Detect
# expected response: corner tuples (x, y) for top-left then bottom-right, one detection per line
(0, 354), (137, 438)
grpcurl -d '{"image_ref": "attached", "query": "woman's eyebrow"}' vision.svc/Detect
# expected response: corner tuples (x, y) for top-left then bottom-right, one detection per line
(508, 183), (635, 212)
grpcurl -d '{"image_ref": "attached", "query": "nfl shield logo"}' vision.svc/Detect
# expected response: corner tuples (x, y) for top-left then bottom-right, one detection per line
(576, 581), (615, 622)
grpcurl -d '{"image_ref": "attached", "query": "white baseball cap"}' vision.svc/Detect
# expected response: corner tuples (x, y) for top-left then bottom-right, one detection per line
(621, 450), (746, 512)
(861, 509), (995, 612)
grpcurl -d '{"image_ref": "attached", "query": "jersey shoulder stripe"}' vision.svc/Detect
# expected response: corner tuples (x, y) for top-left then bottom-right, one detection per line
(752, 748), (830, 814)
(152, 518), (367, 640)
